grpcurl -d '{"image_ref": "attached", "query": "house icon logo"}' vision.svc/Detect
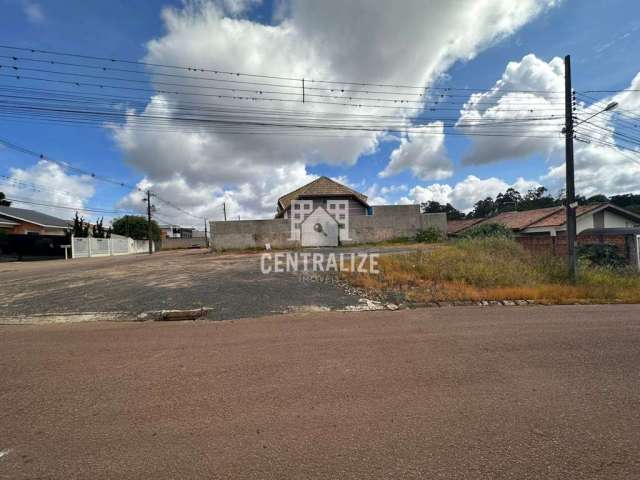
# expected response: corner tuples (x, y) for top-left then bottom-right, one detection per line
(289, 199), (350, 246)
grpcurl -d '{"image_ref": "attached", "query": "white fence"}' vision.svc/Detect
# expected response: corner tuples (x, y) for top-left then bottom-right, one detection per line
(71, 235), (154, 258)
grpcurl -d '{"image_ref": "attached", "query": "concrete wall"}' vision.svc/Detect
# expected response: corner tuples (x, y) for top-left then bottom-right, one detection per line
(211, 218), (294, 250)
(210, 206), (447, 250)
(160, 237), (208, 250)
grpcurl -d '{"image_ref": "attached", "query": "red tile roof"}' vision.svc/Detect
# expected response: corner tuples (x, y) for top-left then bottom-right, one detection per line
(447, 218), (484, 235)
(526, 203), (604, 228)
(475, 206), (563, 231)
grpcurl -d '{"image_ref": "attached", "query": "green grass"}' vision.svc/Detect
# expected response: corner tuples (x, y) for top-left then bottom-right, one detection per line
(344, 237), (640, 304)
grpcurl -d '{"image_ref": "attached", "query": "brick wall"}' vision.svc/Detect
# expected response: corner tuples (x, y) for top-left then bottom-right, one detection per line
(516, 233), (638, 266)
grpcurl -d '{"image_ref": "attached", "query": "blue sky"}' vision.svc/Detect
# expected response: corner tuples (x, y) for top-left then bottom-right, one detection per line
(0, 0), (639, 224)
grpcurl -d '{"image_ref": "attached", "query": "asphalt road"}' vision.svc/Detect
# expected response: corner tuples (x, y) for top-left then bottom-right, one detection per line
(0, 249), (365, 320)
(1, 305), (639, 479)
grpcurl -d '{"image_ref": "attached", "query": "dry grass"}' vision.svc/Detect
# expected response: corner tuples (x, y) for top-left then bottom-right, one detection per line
(343, 237), (640, 304)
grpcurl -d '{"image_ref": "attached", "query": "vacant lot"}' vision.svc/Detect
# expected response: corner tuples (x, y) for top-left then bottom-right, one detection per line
(1, 305), (639, 479)
(345, 237), (640, 304)
(0, 249), (363, 320)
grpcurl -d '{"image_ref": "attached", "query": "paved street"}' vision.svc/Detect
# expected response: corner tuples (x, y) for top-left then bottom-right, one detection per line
(0, 249), (365, 320)
(1, 305), (639, 479)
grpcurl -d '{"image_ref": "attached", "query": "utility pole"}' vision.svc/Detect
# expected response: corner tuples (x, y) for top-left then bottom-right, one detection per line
(146, 189), (153, 254)
(204, 217), (209, 248)
(564, 55), (577, 281)
(223, 202), (227, 221)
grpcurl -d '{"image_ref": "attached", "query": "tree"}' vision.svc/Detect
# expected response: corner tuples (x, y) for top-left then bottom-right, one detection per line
(495, 188), (522, 213)
(468, 197), (496, 219)
(519, 186), (557, 210)
(112, 215), (161, 241)
(421, 201), (465, 220)
(72, 212), (90, 238)
(92, 217), (106, 239)
(585, 194), (609, 204)
(610, 193), (640, 214)
(0, 192), (11, 207)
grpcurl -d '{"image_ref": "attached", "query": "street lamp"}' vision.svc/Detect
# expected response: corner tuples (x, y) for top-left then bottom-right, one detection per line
(574, 101), (618, 127)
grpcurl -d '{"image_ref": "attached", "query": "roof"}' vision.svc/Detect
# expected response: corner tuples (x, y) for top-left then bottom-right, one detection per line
(0, 218), (19, 227)
(447, 218), (484, 235)
(0, 206), (70, 229)
(277, 176), (368, 213)
(527, 203), (640, 228)
(474, 206), (563, 231)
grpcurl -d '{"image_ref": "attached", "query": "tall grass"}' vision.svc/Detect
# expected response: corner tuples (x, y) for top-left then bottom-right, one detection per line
(344, 237), (640, 304)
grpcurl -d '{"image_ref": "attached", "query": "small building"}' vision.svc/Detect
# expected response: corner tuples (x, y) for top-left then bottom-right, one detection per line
(158, 224), (194, 239)
(210, 176), (447, 249)
(450, 203), (640, 237)
(0, 206), (70, 236)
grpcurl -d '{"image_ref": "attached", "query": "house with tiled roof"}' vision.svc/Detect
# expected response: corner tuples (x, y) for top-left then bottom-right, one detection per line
(451, 203), (640, 237)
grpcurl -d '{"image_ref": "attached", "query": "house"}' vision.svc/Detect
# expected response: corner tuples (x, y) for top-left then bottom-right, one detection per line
(450, 203), (640, 237)
(275, 176), (370, 219)
(0, 206), (70, 236)
(158, 224), (194, 239)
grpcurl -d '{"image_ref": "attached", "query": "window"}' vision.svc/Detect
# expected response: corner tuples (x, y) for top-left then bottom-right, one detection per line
(339, 214), (345, 220)
(304, 204), (311, 210)
(329, 204), (336, 209)
(339, 203), (346, 210)
(294, 213), (300, 219)
(293, 203), (300, 210)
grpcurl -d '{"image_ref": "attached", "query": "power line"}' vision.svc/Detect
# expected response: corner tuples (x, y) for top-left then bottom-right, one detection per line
(0, 44), (566, 94)
(0, 136), (203, 220)
(5, 196), (139, 215)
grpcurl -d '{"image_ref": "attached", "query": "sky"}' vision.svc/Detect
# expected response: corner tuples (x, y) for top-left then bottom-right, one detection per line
(0, 0), (639, 227)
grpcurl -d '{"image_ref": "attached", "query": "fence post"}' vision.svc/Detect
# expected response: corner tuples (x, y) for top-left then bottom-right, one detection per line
(70, 234), (75, 259)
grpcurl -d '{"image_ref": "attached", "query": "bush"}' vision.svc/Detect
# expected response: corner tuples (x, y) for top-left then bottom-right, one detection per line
(577, 244), (627, 269)
(414, 227), (445, 243)
(460, 222), (513, 239)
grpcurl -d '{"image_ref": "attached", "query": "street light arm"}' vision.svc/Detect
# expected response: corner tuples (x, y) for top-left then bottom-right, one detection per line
(573, 101), (618, 128)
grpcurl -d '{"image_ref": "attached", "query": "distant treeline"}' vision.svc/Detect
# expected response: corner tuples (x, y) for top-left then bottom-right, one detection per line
(422, 187), (640, 220)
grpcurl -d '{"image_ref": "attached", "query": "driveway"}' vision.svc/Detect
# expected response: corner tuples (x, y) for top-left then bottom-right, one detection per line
(1, 305), (639, 479)
(0, 249), (372, 320)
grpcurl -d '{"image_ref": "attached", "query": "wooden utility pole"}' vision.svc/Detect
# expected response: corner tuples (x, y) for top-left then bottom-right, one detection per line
(223, 202), (227, 221)
(564, 55), (577, 281)
(146, 189), (153, 254)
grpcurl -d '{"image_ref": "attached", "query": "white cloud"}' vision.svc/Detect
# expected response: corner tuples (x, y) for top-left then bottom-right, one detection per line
(111, 0), (558, 221)
(379, 122), (453, 180)
(402, 174), (539, 211)
(458, 53), (565, 165)
(23, 2), (45, 23)
(1, 161), (95, 219)
(116, 163), (316, 222)
(459, 53), (640, 198)
(361, 183), (407, 205)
